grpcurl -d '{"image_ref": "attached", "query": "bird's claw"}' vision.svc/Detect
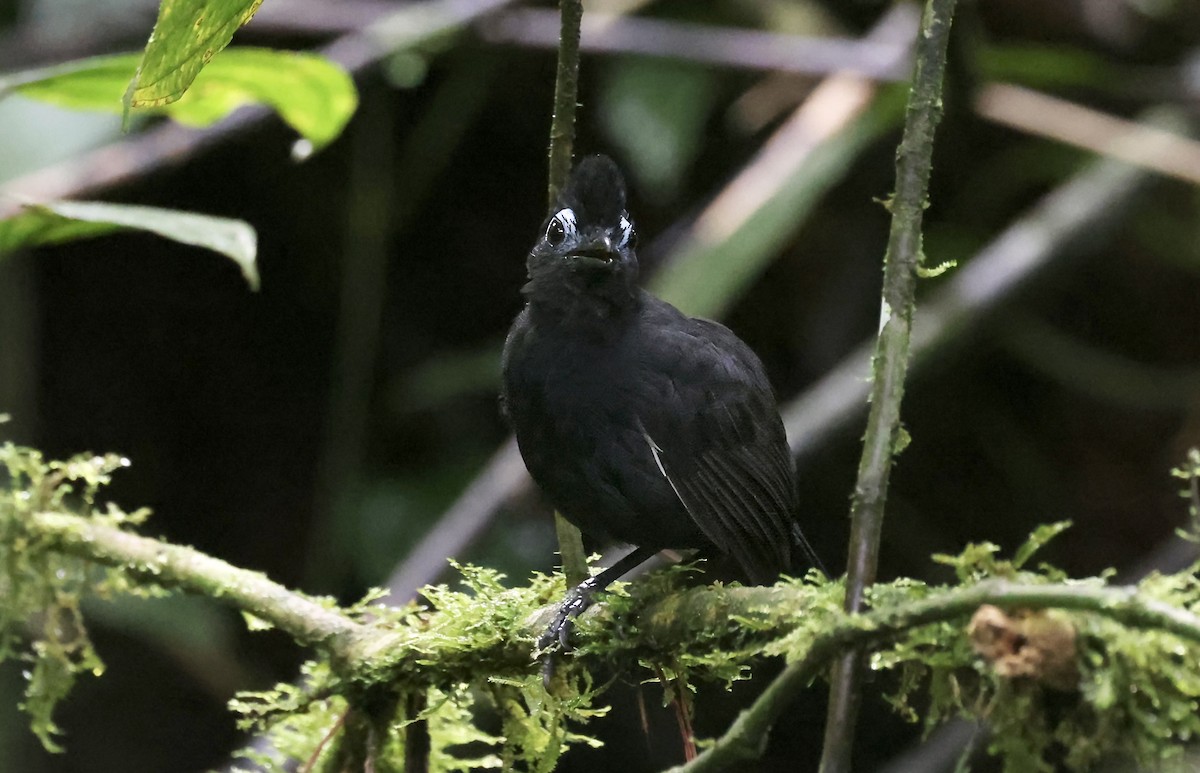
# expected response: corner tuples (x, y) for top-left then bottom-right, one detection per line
(537, 588), (593, 687)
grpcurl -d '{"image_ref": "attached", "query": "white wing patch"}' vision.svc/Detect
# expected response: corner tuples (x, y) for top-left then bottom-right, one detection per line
(644, 429), (667, 477)
(641, 424), (688, 509)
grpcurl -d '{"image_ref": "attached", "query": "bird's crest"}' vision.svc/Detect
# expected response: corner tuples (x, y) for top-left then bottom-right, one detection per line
(559, 155), (627, 228)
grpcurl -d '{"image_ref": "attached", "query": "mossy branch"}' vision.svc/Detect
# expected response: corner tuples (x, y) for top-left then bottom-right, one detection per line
(30, 511), (366, 653)
(9, 450), (1200, 770)
(822, 1), (957, 770)
(671, 580), (1200, 772)
(17, 509), (1200, 688)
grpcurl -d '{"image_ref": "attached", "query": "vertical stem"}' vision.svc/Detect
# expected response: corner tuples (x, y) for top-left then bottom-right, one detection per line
(546, 0), (590, 587)
(818, 1), (957, 771)
(547, 0), (583, 205)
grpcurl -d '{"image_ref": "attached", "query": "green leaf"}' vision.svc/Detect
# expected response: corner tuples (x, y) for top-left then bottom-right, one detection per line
(3, 48), (357, 150)
(0, 200), (259, 290)
(125, 0), (263, 110)
(157, 48), (357, 148)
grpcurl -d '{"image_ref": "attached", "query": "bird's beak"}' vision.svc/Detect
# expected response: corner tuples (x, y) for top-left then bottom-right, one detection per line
(569, 234), (617, 267)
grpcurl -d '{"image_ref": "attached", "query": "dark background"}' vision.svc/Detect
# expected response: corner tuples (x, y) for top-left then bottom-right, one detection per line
(1, 0), (1199, 770)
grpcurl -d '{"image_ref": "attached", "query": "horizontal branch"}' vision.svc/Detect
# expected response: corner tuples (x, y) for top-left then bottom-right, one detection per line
(479, 9), (912, 81)
(24, 509), (1200, 705)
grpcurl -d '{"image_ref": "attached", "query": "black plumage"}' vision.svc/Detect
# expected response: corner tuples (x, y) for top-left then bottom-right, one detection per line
(501, 156), (817, 645)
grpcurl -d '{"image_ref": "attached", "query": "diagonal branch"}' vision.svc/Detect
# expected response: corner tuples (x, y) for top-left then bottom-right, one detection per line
(480, 9), (913, 81)
(31, 511), (366, 652)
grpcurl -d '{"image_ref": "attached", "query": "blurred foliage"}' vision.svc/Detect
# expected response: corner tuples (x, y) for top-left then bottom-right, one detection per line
(976, 44), (1122, 92)
(599, 58), (718, 201)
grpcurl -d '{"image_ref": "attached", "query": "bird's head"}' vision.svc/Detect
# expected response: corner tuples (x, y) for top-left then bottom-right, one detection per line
(524, 155), (640, 319)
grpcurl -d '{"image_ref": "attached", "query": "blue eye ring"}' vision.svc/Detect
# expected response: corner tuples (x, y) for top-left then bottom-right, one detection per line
(617, 213), (636, 249)
(546, 208), (577, 248)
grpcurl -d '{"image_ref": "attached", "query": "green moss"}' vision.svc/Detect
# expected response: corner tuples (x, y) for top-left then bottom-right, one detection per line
(0, 443), (141, 751)
(874, 527), (1200, 772)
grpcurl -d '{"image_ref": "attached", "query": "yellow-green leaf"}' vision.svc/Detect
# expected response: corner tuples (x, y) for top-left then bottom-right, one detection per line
(126, 0), (263, 110)
(0, 200), (259, 290)
(2, 49), (357, 150)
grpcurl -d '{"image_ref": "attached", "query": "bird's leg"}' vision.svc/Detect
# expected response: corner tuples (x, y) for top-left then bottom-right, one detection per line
(538, 546), (657, 683)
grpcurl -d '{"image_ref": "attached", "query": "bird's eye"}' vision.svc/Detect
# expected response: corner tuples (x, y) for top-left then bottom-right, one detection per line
(545, 208), (576, 248)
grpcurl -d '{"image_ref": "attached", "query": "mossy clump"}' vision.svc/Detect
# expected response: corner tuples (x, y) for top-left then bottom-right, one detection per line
(0, 442), (151, 750)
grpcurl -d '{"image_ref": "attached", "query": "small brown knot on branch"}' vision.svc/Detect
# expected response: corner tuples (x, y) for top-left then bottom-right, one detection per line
(968, 605), (1079, 691)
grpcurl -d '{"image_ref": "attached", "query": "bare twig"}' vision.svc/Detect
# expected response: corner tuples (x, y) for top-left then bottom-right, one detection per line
(545, 0), (583, 205)
(819, 2), (957, 771)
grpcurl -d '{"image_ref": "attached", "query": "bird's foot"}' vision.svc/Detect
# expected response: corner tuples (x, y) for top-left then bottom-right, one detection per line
(534, 548), (657, 687)
(536, 582), (599, 687)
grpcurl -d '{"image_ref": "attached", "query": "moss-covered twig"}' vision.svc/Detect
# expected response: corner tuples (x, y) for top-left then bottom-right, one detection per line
(30, 511), (366, 653)
(821, 2), (957, 771)
(16, 490), (1200, 772)
(23, 509), (1200, 689)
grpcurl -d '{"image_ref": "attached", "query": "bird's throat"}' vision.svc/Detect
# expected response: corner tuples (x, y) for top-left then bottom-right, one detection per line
(524, 275), (639, 336)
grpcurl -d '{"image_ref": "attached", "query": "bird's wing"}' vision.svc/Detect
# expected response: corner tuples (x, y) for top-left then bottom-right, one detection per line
(637, 317), (797, 583)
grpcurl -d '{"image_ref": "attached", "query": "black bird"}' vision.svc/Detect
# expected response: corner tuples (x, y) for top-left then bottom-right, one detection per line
(501, 156), (818, 649)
